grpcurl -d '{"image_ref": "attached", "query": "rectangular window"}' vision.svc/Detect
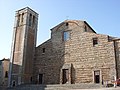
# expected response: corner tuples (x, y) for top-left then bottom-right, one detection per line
(63, 31), (70, 41)
(66, 23), (69, 26)
(85, 26), (87, 32)
(42, 48), (45, 53)
(93, 37), (98, 46)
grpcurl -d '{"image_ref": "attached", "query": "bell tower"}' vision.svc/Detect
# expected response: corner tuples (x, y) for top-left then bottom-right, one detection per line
(8, 7), (38, 87)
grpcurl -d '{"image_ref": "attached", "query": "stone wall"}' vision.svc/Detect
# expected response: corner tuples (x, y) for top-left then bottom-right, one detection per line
(0, 59), (9, 86)
(69, 32), (116, 83)
(34, 20), (117, 84)
(34, 39), (62, 84)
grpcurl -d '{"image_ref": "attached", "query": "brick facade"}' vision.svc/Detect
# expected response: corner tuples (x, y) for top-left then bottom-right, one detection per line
(9, 7), (38, 87)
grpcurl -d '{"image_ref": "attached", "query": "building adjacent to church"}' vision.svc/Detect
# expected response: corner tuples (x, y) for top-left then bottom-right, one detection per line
(9, 7), (120, 87)
(0, 58), (9, 86)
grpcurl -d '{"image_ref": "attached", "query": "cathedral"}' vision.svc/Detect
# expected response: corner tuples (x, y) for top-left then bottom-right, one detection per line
(8, 7), (120, 87)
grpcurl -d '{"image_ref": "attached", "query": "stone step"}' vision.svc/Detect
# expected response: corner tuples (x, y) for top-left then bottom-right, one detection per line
(8, 83), (103, 90)
(46, 84), (102, 90)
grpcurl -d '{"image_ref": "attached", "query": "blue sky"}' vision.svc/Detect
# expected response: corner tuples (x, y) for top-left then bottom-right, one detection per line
(0, 0), (120, 59)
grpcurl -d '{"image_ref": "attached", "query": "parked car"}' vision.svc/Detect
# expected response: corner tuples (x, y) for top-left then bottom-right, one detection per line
(112, 78), (120, 86)
(116, 78), (120, 86)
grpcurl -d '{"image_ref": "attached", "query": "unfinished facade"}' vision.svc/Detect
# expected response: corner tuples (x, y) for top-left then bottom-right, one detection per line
(34, 20), (120, 85)
(9, 7), (120, 87)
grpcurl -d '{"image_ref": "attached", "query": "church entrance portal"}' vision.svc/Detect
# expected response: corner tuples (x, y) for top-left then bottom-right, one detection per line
(62, 69), (69, 84)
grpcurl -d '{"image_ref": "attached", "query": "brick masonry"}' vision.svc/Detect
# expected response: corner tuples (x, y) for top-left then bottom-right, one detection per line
(9, 7), (38, 87)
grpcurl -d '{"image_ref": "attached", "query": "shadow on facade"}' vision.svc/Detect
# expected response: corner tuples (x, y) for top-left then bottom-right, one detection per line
(32, 22), (77, 89)
(71, 64), (76, 84)
(59, 53), (76, 84)
(58, 22), (76, 84)
(9, 62), (22, 87)
(8, 62), (47, 90)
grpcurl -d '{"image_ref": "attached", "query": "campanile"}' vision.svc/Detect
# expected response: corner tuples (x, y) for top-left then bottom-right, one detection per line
(8, 7), (38, 87)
